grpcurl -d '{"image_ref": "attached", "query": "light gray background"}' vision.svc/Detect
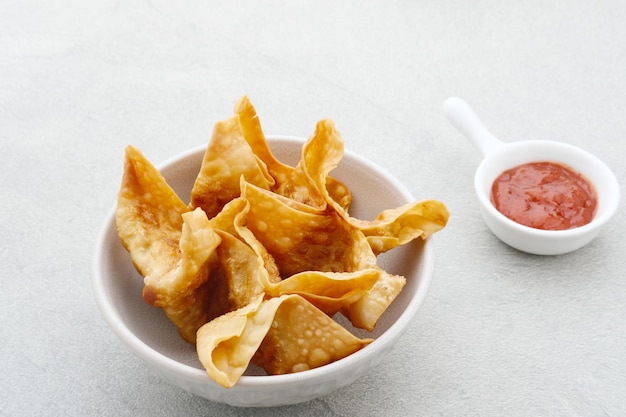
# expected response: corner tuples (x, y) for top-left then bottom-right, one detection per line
(2, 1), (625, 416)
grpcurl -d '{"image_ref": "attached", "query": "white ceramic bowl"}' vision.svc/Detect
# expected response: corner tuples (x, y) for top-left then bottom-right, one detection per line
(444, 97), (620, 255)
(92, 136), (435, 407)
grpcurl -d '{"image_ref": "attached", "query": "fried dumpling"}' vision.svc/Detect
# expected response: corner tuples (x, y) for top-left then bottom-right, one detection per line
(211, 195), (281, 284)
(235, 95), (351, 210)
(196, 294), (372, 388)
(242, 179), (375, 277)
(117, 146), (223, 342)
(190, 114), (274, 219)
(213, 229), (269, 311)
(301, 118), (449, 254)
(138, 207), (220, 343)
(351, 199), (450, 255)
(242, 179), (405, 331)
(252, 295), (372, 375)
(116, 145), (190, 279)
(214, 195), (383, 317)
(234, 95), (292, 186)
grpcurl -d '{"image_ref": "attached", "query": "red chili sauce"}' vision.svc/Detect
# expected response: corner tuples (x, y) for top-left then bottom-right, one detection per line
(490, 161), (597, 230)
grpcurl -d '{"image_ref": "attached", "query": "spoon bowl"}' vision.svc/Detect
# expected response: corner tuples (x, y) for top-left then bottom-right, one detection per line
(443, 96), (620, 255)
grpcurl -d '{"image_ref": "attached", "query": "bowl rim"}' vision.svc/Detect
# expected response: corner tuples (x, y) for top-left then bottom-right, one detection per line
(92, 135), (435, 390)
(473, 139), (620, 239)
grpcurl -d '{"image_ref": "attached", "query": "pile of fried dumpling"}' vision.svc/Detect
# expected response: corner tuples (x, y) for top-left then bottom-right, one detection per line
(115, 96), (449, 388)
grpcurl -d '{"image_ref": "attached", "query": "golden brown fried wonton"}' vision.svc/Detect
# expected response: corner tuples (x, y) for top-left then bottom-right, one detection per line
(302, 118), (449, 255)
(190, 114), (274, 219)
(241, 178), (406, 331)
(235, 95), (352, 210)
(196, 294), (372, 387)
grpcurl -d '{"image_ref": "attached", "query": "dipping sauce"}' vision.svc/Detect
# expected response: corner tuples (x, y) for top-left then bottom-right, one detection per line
(491, 161), (597, 230)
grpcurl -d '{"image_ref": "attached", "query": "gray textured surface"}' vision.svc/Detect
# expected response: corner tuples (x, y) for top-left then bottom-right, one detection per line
(1, 1), (625, 416)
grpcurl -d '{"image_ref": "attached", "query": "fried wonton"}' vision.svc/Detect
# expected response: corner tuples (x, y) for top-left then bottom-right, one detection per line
(242, 179), (375, 276)
(235, 95), (352, 210)
(241, 179), (406, 331)
(209, 197), (386, 325)
(196, 196), (282, 323)
(196, 294), (372, 388)
(116, 145), (190, 279)
(146, 208), (221, 343)
(116, 148), (265, 343)
(190, 114), (274, 219)
(252, 295), (372, 375)
(352, 200), (450, 255)
(214, 229), (268, 311)
(209, 193), (385, 318)
(210, 196), (281, 284)
(117, 147), (222, 342)
(302, 118), (449, 255)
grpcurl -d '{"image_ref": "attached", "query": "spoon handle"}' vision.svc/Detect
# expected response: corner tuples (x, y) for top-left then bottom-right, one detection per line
(443, 96), (503, 158)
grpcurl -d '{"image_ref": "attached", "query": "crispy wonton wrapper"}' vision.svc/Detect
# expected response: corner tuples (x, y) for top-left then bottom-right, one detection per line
(210, 194), (386, 319)
(302, 117), (449, 255)
(242, 179), (406, 331)
(116, 145), (190, 279)
(117, 147), (222, 343)
(235, 95), (352, 210)
(196, 294), (372, 388)
(190, 114), (274, 219)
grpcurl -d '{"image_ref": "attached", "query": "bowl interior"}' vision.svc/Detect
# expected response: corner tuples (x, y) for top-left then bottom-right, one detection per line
(95, 136), (431, 381)
(475, 140), (620, 230)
